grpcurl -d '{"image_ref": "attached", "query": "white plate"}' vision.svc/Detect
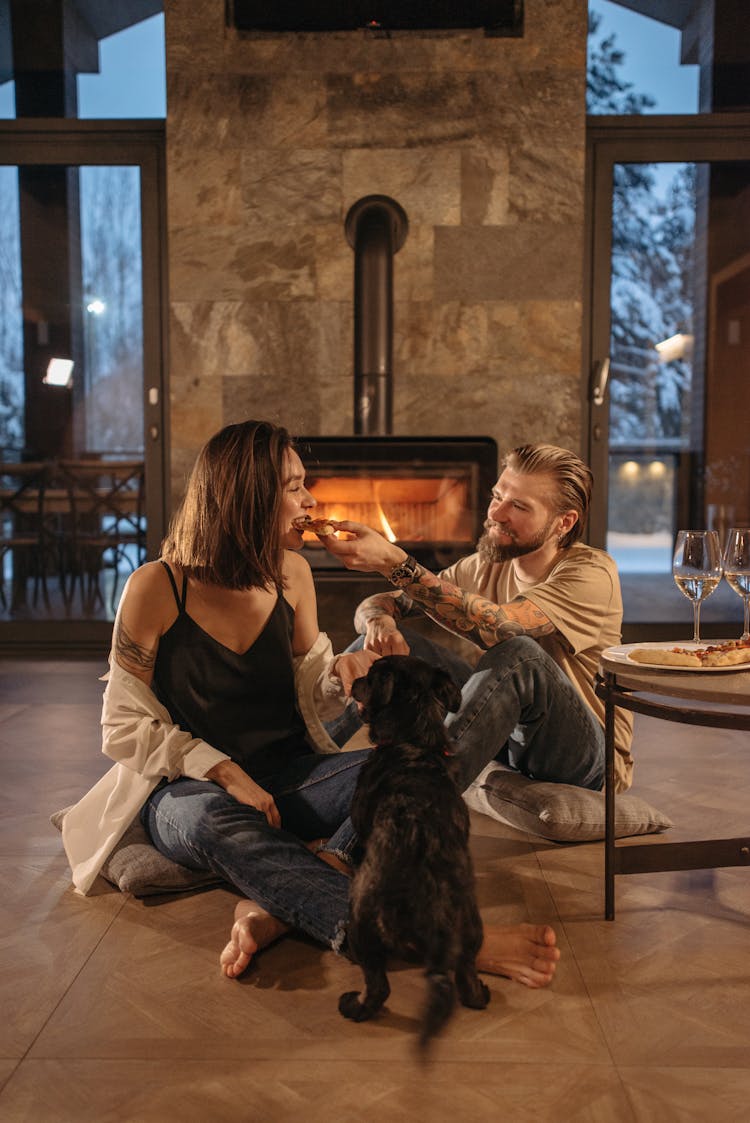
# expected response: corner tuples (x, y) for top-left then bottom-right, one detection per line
(603, 640), (750, 673)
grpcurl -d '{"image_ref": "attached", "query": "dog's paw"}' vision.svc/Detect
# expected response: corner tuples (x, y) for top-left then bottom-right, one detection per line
(338, 991), (374, 1022)
(459, 978), (491, 1010)
(476, 980), (491, 1009)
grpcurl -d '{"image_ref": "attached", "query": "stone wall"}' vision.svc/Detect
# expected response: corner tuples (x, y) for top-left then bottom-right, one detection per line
(164, 0), (587, 500)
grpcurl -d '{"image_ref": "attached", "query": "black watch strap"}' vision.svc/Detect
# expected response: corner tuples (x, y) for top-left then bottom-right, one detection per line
(388, 554), (419, 588)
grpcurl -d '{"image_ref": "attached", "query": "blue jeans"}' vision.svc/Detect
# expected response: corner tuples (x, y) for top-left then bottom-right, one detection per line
(445, 635), (604, 792)
(140, 748), (371, 951)
(326, 630), (604, 793)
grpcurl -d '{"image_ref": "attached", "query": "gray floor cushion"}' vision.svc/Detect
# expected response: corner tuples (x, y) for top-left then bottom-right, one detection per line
(464, 765), (672, 842)
(50, 807), (224, 896)
(53, 764), (673, 894)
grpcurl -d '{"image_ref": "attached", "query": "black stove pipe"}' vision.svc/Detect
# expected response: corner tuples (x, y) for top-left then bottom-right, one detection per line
(345, 195), (408, 435)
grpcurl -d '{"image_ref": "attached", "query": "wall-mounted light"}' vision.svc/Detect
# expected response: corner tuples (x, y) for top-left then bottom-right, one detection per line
(654, 333), (693, 363)
(619, 460), (640, 480)
(44, 358), (74, 388)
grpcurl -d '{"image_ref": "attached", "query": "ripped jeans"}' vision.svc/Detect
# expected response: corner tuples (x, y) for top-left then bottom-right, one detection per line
(141, 748), (371, 951)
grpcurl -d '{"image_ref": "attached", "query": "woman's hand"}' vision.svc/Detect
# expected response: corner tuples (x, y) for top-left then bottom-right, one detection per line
(205, 759), (281, 828)
(333, 648), (381, 696)
(364, 615), (410, 656)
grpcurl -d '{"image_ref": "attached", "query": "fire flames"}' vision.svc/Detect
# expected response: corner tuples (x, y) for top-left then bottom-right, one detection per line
(301, 473), (472, 545)
(375, 503), (397, 543)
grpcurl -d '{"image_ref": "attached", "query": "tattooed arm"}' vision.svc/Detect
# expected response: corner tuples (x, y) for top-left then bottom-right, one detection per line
(111, 562), (169, 684)
(353, 589), (424, 655)
(112, 613), (158, 681)
(323, 520), (556, 651)
(403, 565), (555, 649)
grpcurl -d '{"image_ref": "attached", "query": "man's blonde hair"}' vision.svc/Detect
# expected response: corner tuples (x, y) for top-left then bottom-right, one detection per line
(503, 444), (593, 548)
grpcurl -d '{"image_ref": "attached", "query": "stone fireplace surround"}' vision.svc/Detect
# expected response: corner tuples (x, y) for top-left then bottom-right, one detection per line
(164, 0), (585, 641)
(165, 0), (587, 506)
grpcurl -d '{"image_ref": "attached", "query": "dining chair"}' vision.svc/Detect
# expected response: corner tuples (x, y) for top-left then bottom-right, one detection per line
(57, 459), (146, 612)
(0, 461), (52, 611)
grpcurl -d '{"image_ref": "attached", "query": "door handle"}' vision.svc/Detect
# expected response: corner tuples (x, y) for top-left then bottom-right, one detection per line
(592, 357), (610, 406)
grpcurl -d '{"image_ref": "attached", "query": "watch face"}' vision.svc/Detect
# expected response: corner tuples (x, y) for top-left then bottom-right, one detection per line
(390, 557), (417, 586)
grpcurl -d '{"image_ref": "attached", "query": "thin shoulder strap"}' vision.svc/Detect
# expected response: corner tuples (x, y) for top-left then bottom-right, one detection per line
(160, 560), (187, 612)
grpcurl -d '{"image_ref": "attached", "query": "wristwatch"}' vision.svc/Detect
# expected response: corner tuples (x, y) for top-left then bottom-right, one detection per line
(388, 554), (419, 588)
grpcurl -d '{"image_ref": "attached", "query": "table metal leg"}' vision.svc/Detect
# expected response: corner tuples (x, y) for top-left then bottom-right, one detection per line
(604, 676), (616, 920)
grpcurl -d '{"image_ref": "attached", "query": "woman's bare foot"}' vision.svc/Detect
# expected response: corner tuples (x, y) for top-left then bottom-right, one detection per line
(477, 923), (560, 988)
(220, 899), (289, 979)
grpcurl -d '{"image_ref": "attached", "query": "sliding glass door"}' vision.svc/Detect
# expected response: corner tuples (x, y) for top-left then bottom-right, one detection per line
(585, 117), (750, 640)
(0, 122), (167, 650)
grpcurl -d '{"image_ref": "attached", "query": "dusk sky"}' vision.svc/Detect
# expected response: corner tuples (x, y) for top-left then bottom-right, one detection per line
(0, 4), (699, 120)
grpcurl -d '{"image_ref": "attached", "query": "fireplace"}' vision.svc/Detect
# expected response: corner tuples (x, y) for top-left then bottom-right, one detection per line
(296, 435), (497, 574)
(294, 201), (497, 625)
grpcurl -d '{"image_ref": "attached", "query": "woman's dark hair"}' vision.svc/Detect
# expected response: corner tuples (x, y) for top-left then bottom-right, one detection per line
(161, 420), (294, 589)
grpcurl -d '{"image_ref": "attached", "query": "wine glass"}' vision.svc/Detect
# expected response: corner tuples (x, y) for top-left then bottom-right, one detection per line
(672, 530), (723, 645)
(722, 527), (750, 641)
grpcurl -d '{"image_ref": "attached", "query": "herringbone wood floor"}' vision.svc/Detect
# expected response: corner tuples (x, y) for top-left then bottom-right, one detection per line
(1, 659), (749, 1122)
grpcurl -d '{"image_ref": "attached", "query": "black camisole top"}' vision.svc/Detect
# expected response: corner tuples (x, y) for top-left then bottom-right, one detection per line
(152, 561), (309, 779)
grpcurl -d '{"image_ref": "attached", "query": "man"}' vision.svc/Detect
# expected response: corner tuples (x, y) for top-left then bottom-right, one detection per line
(320, 443), (633, 795)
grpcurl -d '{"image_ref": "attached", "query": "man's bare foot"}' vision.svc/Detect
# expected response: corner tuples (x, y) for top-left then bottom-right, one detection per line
(219, 899), (289, 979)
(477, 923), (560, 988)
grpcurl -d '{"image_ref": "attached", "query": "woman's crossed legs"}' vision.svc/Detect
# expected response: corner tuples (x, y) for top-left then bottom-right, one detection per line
(142, 747), (560, 987)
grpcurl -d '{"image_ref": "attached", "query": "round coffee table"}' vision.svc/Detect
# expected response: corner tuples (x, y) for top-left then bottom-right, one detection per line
(596, 647), (750, 919)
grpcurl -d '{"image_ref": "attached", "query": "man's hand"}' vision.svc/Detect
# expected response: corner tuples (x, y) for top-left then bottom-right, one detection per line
(318, 520), (406, 576)
(205, 759), (281, 828)
(364, 615), (410, 656)
(333, 648), (380, 696)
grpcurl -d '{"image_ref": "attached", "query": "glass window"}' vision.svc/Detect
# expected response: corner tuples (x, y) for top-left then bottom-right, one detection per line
(600, 155), (750, 638)
(80, 167), (144, 453)
(1, 159), (148, 624)
(588, 1), (699, 115)
(0, 165), (22, 452)
(77, 14), (166, 120)
(0, 82), (14, 120)
(1, 7), (165, 120)
(1, 162), (146, 460)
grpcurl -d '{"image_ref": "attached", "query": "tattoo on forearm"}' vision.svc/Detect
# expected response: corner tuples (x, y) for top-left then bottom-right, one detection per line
(405, 567), (555, 649)
(354, 591), (415, 635)
(114, 617), (157, 673)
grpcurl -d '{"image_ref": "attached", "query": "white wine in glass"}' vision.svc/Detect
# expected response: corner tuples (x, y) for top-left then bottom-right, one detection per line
(672, 530), (723, 645)
(722, 527), (750, 641)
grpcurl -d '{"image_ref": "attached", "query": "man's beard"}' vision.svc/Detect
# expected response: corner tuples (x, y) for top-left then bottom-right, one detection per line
(477, 519), (556, 563)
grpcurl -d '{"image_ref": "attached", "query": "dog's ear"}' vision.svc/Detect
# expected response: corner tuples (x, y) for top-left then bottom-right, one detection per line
(431, 668), (462, 714)
(350, 675), (370, 704)
(367, 664), (395, 710)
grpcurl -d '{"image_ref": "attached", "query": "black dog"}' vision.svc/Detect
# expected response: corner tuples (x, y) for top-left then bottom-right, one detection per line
(338, 655), (490, 1049)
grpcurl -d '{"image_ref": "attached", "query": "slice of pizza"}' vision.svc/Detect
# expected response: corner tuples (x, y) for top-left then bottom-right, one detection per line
(292, 514), (338, 536)
(628, 646), (703, 668)
(628, 638), (750, 669)
(700, 639), (750, 667)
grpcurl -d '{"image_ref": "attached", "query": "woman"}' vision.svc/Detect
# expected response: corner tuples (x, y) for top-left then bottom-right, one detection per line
(62, 420), (559, 987)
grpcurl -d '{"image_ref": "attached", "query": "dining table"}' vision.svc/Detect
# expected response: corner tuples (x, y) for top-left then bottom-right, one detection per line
(1, 458), (144, 611)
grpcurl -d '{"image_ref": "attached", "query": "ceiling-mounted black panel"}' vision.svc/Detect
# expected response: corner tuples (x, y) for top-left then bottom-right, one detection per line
(228, 1), (523, 37)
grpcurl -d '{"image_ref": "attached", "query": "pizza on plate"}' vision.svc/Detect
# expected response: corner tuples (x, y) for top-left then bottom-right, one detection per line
(628, 638), (750, 669)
